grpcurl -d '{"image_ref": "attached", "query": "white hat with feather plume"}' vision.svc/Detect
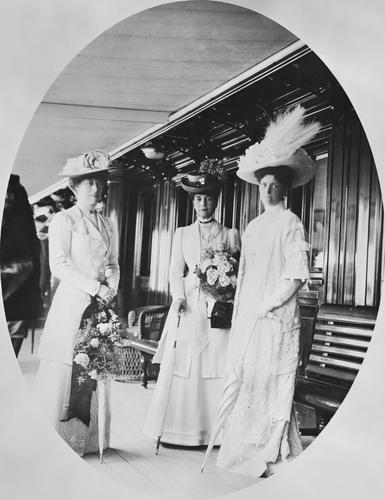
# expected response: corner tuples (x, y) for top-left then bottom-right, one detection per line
(236, 105), (321, 188)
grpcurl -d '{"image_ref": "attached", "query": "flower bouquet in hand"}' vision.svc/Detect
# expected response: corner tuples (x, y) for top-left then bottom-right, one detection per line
(62, 299), (123, 430)
(194, 248), (240, 329)
(73, 299), (122, 385)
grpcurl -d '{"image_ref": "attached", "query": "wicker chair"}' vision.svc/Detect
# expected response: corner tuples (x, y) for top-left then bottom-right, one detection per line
(127, 305), (169, 388)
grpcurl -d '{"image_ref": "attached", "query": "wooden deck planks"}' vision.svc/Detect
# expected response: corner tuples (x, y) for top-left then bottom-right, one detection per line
(19, 331), (311, 499)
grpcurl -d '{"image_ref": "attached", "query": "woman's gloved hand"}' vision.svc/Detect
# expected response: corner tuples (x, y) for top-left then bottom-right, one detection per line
(172, 298), (186, 315)
(254, 302), (275, 320)
(97, 284), (115, 304)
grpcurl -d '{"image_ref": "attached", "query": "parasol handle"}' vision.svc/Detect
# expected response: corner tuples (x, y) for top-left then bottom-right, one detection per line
(173, 311), (182, 348)
(154, 310), (182, 455)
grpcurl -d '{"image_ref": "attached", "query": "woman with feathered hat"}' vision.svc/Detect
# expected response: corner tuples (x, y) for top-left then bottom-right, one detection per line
(34, 151), (120, 456)
(143, 161), (241, 447)
(202, 106), (321, 477)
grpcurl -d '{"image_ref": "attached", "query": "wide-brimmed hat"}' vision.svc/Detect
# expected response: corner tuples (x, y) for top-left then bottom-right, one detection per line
(58, 150), (111, 178)
(236, 106), (321, 189)
(181, 172), (221, 194)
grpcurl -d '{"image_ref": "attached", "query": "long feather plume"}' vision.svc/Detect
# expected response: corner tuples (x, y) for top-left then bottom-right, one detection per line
(237, 105), (321, 173)
(262, 105), (320, 158)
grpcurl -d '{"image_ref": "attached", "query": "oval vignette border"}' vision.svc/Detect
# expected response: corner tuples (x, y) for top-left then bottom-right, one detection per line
(0, 1), (384, 500)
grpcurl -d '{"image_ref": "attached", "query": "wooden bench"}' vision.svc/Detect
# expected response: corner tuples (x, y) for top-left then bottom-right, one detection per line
(127, 305), (169, 388)
(294, 303), (377, 434)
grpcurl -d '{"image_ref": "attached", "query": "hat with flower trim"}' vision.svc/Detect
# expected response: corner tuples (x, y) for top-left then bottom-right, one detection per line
(181, 172), (221, 194)
(181, 158), (225, 194)
(58, 150), (111, 178)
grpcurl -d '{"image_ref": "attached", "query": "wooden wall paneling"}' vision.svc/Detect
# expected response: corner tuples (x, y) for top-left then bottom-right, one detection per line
(158, 181), (175, 304)
(337, 119), (351, 304)
(240, 182), (251, 234)
(132, 195), (145, 292)
(288, 185), (304, 221)
(232, 177), (242, 231)
(177, 187), (194, 228)
(354, 129), (372, 305)
(148, 181), (178, 306)
(366, 157), (383, 306)
(248, 183), (259, 222)
(216, 189), (224, 224)
(176, 187), (185, 228)
(106, 175), (138, 320)
(148, 185), (162, 304)
(222, 175), (235, 228)
(343, 118), (360, 304)
(323, 137), (333, 304)
(326, 122), (344, 304)
(301, 184), (310, 234)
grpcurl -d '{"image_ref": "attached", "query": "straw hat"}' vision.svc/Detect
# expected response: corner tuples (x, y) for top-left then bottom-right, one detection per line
(236, 106), (321, 189)
(58, 150), (111, 178)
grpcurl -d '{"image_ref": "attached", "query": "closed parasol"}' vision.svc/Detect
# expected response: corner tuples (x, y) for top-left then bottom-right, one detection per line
(97, 378), (108, 463)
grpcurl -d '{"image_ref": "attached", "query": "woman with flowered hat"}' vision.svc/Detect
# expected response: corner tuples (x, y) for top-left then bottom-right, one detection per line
(34, 151), (120, 456)
(144, 160), (241, 447)
(202, 105), (321, 477)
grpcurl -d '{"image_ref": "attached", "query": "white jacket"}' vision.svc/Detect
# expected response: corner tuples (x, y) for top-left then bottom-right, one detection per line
(38, 206), (120, 364)
(154, 220), (241, 378)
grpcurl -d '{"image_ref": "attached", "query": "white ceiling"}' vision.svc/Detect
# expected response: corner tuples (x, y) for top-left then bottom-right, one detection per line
(12, 1), (297, 198)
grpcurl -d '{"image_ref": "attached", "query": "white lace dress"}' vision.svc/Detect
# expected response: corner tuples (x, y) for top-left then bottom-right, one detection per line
(216, 205), (309, 476)
(143, 219), (240, 446)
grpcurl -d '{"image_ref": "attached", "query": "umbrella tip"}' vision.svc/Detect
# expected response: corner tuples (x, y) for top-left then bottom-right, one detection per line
(155, 436), (161, 455)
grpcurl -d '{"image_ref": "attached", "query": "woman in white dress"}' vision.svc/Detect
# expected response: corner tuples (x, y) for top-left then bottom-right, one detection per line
(209, 106), (321, 476)
(34, 151), (120, 456)
(144, 170), (240, 447)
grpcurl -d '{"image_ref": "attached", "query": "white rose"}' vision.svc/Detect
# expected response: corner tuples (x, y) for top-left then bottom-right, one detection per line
(206, 268), (219, 285)
(200, 258), (213, 273)
(219, 275), (231, 287)
(88, 369), (98, 380)
(89, 338), (100, 348)
(230, 274), (237, 286)
(74, 353), (90, 368)
(217, 261), (232, 273)
(212, 253), (226, 266)
(97, 323), (111, 335)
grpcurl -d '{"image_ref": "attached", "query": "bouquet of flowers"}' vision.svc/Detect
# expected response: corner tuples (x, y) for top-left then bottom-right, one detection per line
(194, 248), (239, 328)
(72, 300), (122, 385)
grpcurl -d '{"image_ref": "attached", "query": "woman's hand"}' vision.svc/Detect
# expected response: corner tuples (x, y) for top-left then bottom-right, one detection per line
(97, 284), (115, 304)
(255, 302), (276, 320)
(172, 298), (186, 315)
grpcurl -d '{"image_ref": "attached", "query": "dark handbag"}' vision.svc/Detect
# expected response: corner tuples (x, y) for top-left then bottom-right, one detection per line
(210, 301), (233, 329)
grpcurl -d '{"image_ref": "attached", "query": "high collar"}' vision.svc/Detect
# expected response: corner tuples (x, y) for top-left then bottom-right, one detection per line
(196, 216), (216, 224)
(263, 200), (285, 213)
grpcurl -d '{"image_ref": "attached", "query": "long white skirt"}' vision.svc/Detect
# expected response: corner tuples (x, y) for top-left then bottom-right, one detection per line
(216, 319), (303, 476)
(144, 351), (224, 446)
(34, 359), (111, 456)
